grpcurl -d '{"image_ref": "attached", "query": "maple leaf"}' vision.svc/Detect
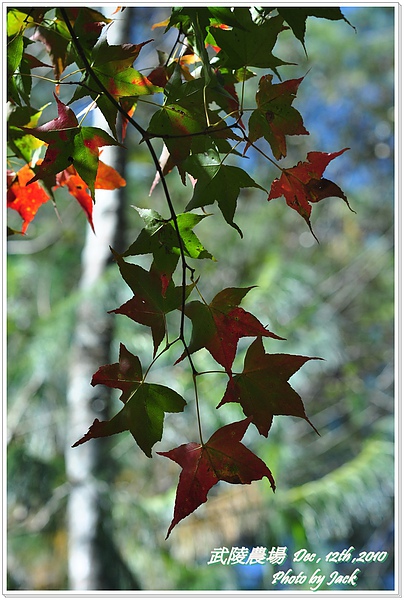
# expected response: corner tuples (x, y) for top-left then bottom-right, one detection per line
(110, 251), (195, 355)
(33, 8), (111, 81)
(148, 65), (171, 88)
(124, 207), (214, 259)
(175, 287), (285, 374)
(148, 76), (242, 182)
(122, 207), (214, 294)
(7, 8), (43, 37)
(148, 103), (206, 177)
(31, 17), (73, 81)
(7, 29), (23, 78)
(90, 32), (152, 69)
(268, 148), (354, 241)
(72, 344), (186, 457)
(7, 164), (50, 233)
(217, 337), (321, 436)
(92, 160), (127, 191)
(147, 51), (196, 91)
(93, 55), (158, 99)
(58, 171), (95, 232)
(277, 8), (354, 53)
(184, 147), (266, 236)
(7, 104), (47, 164)
(246, 74), (309, 160)
(157, 418), (275, 538)
(56, 162), (126, 232)
(7, 38), (31, 106)
(21, 95), (120, 197)
(71, 33), (160, 137)
(210, 10), (292, 74)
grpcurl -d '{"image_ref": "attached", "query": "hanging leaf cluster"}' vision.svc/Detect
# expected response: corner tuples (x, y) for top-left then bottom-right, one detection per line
(6, 6), (355, 537)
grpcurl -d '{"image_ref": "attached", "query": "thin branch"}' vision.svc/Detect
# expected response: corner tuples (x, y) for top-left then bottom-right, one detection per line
(59, 9), (148, 140)
(60, 8), (203, 440)
(238, 126), (284, 172)
(164, 27), (183, 66)
(192, 372), (204, 445)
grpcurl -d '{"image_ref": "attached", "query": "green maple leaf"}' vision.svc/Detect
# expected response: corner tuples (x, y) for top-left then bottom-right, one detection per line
(7, 8), (40, 36)
(175, 287), (285, 374)
(7, 35), (36, 106)
(164, 77), (243, 147)
(124, 207), (214, 260)
(72, 344), (186, 457)
(7, 32), (24, 79)
(110, 250), (195, 355)
(148, 104), (206, 177)
(148, 78), (242, 181)
(184, 147), (266, 236)
(211, 9), (292, 74)
(246, 74), (309, 160)
(122, 208), (214, 294)
(72, 126), (121, 196)
(7, 104), (48, 163)
(217, 337), (321, 436)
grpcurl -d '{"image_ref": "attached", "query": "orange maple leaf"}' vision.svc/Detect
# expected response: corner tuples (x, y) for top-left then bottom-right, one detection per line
(56, 162), (126, 232)
(7, 164), (50, 234)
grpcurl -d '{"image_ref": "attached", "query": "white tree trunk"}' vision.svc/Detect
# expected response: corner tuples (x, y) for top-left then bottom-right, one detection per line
(64, 8), (138, 590)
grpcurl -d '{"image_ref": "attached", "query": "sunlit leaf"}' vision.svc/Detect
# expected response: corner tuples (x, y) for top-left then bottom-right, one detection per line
(267, 148), (353, 241)
(7, 164), (50, 234)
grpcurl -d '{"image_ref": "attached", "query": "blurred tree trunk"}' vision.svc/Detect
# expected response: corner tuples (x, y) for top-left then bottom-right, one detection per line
(64, 9), (140, 591)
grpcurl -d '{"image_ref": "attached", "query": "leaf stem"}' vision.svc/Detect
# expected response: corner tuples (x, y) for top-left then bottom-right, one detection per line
(20, 73), (59, 84)
(59, 68), (86, 81)
(196, 370), (228, 376)
(165, 27), (183, 66)
(78, 96), (99, 126)
(142, 337), (181, 381)
(241, 131), (284, 172)
(192, 373), (204, 444)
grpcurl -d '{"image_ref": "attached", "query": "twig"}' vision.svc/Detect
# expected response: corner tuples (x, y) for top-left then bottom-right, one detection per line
(60, 9), (204, 441)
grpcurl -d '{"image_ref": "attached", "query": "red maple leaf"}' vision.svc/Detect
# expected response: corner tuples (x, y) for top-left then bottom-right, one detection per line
(217, 337), (321, 436)
(158, 418), (275, 538)
(268, 148), (354, 241)
(7, 164), (50, 233)
(110, 251), (195, 356)
(175, 287), (285, 374)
